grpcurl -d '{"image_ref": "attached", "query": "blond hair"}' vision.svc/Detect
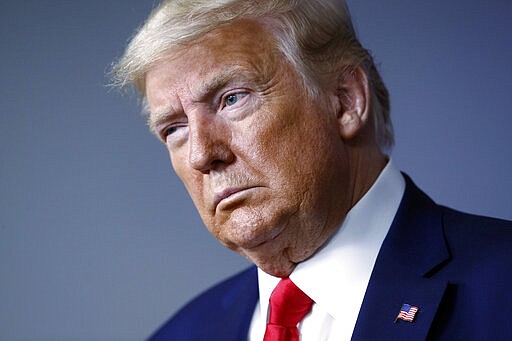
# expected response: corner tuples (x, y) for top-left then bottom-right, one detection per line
(111, 0), (394, 150)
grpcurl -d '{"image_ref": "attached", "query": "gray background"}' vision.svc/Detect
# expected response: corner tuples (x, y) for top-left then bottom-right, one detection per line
(1, 1), (510, 340)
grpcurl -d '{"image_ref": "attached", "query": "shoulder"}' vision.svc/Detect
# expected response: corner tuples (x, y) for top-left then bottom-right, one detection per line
(441, 205), (512, 234)
(402, 173), (512, 252)
(428, 208), (512, 339)
(398, 174), (512, 280)
(440, 206), (512, 270)
(148, 266), (258, 341)
(392, 177), (512, 338)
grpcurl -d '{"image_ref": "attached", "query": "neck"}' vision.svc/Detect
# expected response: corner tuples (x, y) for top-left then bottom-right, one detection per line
(346, 143), (388, 209)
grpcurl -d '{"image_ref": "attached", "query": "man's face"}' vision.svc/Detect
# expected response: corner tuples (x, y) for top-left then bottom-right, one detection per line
(145, 20), (351, 276)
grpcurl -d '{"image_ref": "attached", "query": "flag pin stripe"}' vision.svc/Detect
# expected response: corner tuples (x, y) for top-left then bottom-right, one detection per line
(395, 303), (419, 323)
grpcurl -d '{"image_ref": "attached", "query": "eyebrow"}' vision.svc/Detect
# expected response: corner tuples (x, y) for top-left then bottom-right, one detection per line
(147, 66), (253, 134)
(196, 67), (241, 99)
(147, 108), (173, 136)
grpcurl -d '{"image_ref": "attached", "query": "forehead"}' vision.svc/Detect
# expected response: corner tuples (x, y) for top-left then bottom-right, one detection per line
(145, 19), (283, 95)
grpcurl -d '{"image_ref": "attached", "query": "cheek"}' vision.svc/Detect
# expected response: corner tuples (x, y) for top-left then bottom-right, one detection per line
(259, 113), (341, 193)
(169, 152), (185, 181)
(243, 106), (300, 157)
(250, 113), (314, 172)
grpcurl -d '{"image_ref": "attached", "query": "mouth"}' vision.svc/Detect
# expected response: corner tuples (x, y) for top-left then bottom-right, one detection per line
(213, 186), (262, 211)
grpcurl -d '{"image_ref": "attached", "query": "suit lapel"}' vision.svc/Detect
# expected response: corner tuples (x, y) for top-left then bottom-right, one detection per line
(352, 175), (450, 340)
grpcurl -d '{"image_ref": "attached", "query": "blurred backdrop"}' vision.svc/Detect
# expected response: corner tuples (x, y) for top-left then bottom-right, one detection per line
(1, 0), (511, 340)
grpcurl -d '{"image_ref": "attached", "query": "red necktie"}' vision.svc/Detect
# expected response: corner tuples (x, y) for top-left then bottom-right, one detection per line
(263, 278), (314, 341)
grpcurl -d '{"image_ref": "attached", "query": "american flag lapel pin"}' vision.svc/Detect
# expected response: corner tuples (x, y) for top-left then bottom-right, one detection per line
(394, 303), (419, 323)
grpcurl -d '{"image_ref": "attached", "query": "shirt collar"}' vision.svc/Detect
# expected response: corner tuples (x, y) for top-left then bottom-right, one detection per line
(257, 159), (405, 323)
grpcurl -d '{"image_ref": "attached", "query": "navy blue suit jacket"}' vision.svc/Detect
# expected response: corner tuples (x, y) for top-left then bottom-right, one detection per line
(149, 176), (512, 340)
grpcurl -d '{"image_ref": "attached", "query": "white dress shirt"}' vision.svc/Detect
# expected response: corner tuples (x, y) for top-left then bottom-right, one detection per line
(248, 160), (405, 340)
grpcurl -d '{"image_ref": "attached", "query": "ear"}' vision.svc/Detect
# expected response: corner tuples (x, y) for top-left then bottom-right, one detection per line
(334, 66), (371, 140)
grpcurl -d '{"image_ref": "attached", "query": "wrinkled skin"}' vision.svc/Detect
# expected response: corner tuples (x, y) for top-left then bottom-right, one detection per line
(145, 20), (385, 277)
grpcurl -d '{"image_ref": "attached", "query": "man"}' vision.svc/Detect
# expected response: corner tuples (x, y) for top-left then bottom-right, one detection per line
(112, 0), (512, 340)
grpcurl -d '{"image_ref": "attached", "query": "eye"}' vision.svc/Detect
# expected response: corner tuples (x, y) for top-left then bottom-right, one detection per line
(163, 126), (178, 137)
(160, 123), (186, 142)
(223, 92), (247, 108)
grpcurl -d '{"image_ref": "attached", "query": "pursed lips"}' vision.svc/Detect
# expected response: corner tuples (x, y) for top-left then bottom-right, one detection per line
(213, 186), (260, 210)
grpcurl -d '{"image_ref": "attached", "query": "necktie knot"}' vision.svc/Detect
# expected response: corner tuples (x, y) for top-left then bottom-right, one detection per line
(264, 278), (313, 341)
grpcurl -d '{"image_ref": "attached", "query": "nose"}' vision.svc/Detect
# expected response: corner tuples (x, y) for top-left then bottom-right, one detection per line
(187, 114), (234, 173)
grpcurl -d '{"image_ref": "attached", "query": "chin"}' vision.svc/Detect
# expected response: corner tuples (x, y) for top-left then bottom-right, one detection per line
(262, 264), (295, 278)
(214, 206), (289, 247)
(241, 247), (296, 278)
(217, 222), (280, 251)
